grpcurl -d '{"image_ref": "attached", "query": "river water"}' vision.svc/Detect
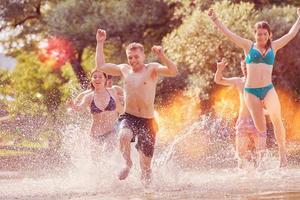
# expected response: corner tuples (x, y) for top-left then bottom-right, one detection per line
(1, 115), (300, 200)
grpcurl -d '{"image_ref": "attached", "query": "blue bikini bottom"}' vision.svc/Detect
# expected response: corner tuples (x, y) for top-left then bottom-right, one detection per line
(244, 83), (274, 100)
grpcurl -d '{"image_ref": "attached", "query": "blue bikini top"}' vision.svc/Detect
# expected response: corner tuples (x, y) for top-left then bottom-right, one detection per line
(90, 91), (116, 114)
(245, 44), (275, 65)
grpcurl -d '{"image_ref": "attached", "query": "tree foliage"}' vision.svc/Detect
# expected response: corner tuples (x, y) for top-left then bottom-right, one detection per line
(233, 0), (300, 7)
(1, 0), (174, 88)
(0, 69), (11, 96)
(1, 0), (300, 114)
(0, 0), (59, 54)
(162, 1), (300, 101)
(47, 0), (171, 47)
(8, 52), (73, 115)
(163, 1), (255, 100)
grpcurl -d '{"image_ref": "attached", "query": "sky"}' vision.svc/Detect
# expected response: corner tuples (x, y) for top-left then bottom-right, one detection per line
(0, 25), (17, 70)
(0, 45), (16, 70)
(0, 52), (16, 70)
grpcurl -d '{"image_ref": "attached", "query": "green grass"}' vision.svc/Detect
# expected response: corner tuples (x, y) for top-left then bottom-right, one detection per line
(17, 139), (48, 149)
(0, 133), (50, 156)
(1, 133), (49, 149)
(0, 149), (32, 156)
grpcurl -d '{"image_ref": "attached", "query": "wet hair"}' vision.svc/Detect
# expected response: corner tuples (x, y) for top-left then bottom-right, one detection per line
(90, 69), (107, 90)
(126, 42), (144, 53)
(254, 21), (272, 50)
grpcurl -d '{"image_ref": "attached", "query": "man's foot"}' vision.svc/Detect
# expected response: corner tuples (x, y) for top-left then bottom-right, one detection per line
(141, 170), (152, 188)
(118, 165), (131, 180)
(142, 177), (152, 188)
(279, 146), (288, 168)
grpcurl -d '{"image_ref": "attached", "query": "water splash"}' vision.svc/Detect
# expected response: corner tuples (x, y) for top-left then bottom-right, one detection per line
(1, 113), (300, 199)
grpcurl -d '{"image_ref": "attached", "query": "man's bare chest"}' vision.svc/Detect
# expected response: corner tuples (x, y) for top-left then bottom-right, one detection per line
(124, 71), (156, 88)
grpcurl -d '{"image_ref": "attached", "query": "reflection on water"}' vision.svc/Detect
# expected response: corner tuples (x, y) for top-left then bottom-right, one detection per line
(1, 114), (300, 200)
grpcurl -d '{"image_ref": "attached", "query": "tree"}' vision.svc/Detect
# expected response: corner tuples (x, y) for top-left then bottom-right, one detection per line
(0, 69), (11, 97)
(163, 1), (255, 99)
(9, 52), (74, 115)
(232, 0), (300, 8)
(1, 0), (174, 88)
(0, 0), (58, 53)
(162, 1), (300, 103)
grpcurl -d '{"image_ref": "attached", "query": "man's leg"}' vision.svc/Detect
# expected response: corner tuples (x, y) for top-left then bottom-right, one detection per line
(137, 122), (156, 186)
(139, 138), (156, 186)
(138, 150), (152, 186)
(118, 128), (133, 180)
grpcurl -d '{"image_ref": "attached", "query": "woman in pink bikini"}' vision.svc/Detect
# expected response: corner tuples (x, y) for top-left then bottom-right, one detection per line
(215, 57), (266, 168)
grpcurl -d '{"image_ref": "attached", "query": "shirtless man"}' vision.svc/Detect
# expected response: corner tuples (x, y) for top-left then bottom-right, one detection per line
(95, 29), (178, 184)
(214, 57), (267, 168)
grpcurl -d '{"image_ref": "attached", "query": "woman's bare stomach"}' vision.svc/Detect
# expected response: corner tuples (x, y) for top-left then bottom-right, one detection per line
(246, 64), (273, 87)
(91, 113), (118, 136)
(90, 123), (116, 137)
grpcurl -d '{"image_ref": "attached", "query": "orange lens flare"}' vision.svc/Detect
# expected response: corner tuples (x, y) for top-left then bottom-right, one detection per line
(156, 93), (201, 143)
(211, 86), (300, 141)
(211, 86), (239, 122)
(38, 37), (75, 70)
(156, 93), (209, 159)
(277, 89), (300, 141)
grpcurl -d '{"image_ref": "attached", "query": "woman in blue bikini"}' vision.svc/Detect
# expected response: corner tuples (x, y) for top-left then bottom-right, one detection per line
(208, 8), (300, 167)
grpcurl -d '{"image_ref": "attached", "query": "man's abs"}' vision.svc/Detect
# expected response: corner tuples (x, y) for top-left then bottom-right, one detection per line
(125, 96), (155, 118)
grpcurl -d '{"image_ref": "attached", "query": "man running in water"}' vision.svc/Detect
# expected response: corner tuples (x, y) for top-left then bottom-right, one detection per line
(95, 29), (178, 185)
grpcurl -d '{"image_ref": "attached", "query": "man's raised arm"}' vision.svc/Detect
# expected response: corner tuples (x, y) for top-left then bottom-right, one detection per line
(152, 46), (178, 77)
(96, 29), (122, 76)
